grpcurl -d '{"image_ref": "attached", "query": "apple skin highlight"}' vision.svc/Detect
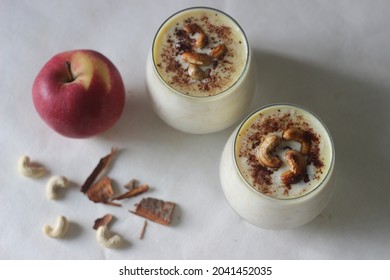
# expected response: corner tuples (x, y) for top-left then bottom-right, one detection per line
(32, 49), (125, 138)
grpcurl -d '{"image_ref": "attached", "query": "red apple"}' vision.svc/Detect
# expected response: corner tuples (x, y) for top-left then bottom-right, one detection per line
(32, 49), (125, 138)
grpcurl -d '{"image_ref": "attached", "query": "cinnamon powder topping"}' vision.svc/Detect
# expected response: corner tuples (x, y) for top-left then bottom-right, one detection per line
(237, 111), (325, 197)
(155, 11), (246, 96)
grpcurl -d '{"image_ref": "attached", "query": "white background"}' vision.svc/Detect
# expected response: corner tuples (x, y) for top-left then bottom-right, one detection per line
(1, 0), (389, 259)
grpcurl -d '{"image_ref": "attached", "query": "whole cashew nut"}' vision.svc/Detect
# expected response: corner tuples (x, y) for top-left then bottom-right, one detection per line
(282, 127), (311, 155)
(46, 175), (69, 200)
(183, 23), (208, 49)
(281, 150), (306, 185)
(187, 64), (209, 80)
(43, 216), (69, 238)
(18, 155), (46, 178)
(96, 225), (122, 249)
(257, 135), (282, 168)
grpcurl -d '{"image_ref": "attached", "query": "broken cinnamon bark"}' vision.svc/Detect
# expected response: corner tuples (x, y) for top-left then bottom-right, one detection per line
(85, 176), (121, 207)
(112, 184), (149, 201)
(81, 148), (117, 194)
(130, 197), (176, 226)
(93, 214), (113, 230)
(124, 179), (138, 190)
(139, 220), (147, 239)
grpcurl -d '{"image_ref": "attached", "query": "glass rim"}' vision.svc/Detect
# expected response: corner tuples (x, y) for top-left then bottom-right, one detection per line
(151, 6), (251, 100)
(233, 103), (336, 201)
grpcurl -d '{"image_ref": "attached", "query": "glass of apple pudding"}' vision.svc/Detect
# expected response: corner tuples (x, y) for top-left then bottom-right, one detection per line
(219, 104), (335, 229)
(146, 7), (256, 134)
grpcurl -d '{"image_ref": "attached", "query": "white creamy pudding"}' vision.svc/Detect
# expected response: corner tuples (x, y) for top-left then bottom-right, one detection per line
(220, 104), (335, 229)
(146, 7), (256, 134)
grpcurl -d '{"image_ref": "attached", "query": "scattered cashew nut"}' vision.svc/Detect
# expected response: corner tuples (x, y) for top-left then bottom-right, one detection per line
(282, 127), (311, 155)
(46, 175), (69, 200)
(18, 155), (46, 178)
(96, 225), (122, 249)
(281, 150), (307, 185)
(257, 135), (282, 168)
(43, 215), (69, 238)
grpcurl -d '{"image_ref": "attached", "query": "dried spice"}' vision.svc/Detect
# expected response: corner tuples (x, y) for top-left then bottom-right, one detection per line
(93, 214), (113, 230)
(139, 220), (148, 240)
(81, 148), (117, 194)
(124, 179), (138, 190)
(85, 176), (121, 207)
(130, 197), (176, 226)
(112, 183), (149, 201)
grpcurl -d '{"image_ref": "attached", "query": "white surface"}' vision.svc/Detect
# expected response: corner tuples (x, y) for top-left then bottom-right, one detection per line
(1, 0), (389, 260)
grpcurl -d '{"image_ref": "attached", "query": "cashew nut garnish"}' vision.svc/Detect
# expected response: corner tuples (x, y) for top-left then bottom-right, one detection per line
(18, 155), (46, 178)
(181, 52), (212, 66)
(210, 44), (227, 59)
(257, 135), (282, 168)
(183, 23), (208, 49)
(46, 175), (69, 200)
(281, 150), (307, 185)
(188, 64), (209, 80)
(96, 225), (122, 249)
(282, 127), (311, 155)
(43, 216), (69, 238)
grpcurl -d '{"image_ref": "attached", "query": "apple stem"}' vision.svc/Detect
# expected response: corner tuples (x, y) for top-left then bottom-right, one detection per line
(65, 61), (75, 82)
